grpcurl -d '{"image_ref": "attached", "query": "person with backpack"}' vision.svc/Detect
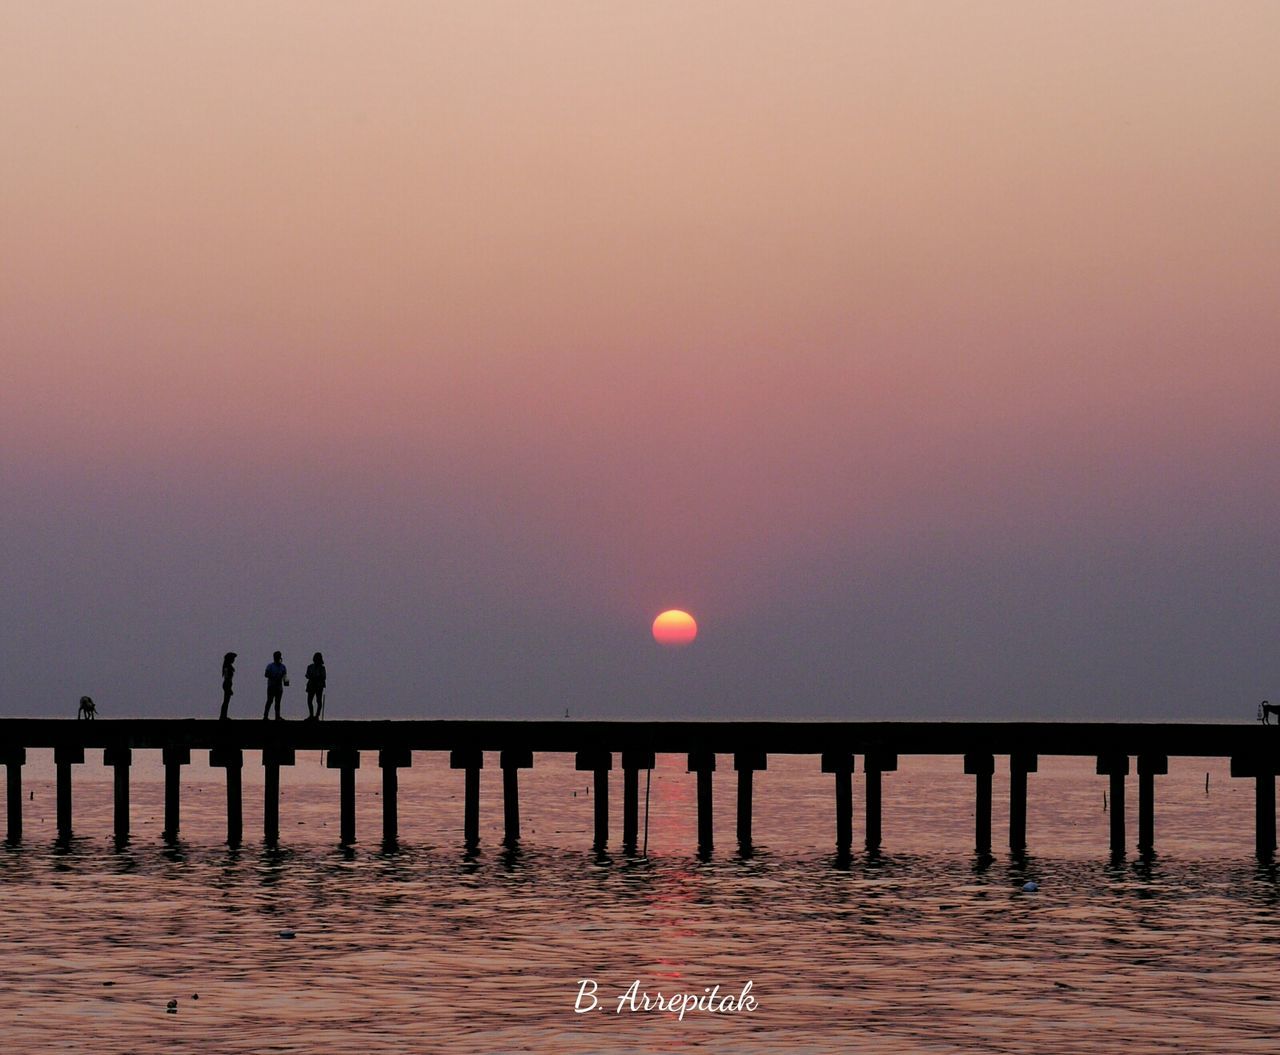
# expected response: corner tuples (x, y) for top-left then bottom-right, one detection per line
(263, 651), (288, 720)
(305, 652), (326, 720)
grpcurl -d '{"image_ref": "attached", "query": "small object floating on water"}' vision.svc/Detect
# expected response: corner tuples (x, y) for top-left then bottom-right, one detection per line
(1022, 881), (1039, 893)
(1054, 981), (1075, 990)
(191, 993), (199, 1000)
(278, 929), (296, 939)
(166, 999), (178, 1013)
(102, 981), (115, 987)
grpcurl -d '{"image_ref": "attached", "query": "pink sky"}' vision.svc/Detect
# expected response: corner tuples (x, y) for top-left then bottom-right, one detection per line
(2, 2), (1279, 717)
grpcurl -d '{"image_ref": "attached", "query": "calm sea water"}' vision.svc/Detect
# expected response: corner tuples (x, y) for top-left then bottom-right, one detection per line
(0, 750), (1276, 1053)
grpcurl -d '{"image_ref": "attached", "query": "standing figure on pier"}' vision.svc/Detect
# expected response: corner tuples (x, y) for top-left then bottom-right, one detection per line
(219, 652), (237, 719)
(263, 651), (288, 720)
(305, 652), (326, 720)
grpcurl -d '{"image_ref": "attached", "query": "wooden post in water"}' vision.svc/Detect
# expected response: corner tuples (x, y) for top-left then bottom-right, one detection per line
(594, 767), (610, 848)
(54, 745), (84, 841)
(821, 752), (855, 855)
(621, 750), (655, 853)
(3, 748), (24, 844)
(1097, 754), (1128, 857)
(734, 751), (767, 853)
(964, 752), (995, 857)
(161, 747), (188, 841)
(326, 747), (360, 845)
(209, 747), (243, 847)
(450, 748), (483, 848)
(576, 750), (612, 850)
(263, 762), (279, 845)
(1136, 754), (1167, 857)
(1258, 772), (1277, 859)
(104, 747), (131, 843)
(1231, 756), (1278, 859)
(688, 751), (716, 854)
(261, 746), (295, 846)
(863, 752), (897, 854)
(378, 747), (412, 846)
(500, 749), (533, 846)
(1008, 753), (1037, 856)
(865, 769), (881, 852)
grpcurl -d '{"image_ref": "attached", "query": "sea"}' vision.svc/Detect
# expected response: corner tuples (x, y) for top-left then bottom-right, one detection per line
(0, 748), (1276, 1054)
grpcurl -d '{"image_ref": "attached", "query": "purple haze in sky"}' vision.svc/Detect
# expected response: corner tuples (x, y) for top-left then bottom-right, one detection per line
(3, 2), (1278, 718)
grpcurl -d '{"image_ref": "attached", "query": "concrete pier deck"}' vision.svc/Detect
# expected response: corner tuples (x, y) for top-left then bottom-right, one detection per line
(0, 717), (1274, 756)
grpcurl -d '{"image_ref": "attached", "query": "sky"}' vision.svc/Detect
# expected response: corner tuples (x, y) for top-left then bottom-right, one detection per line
(2, 1), (1278, 720)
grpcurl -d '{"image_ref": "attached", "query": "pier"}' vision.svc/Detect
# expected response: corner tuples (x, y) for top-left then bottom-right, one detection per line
(0, 720), (1275, 859)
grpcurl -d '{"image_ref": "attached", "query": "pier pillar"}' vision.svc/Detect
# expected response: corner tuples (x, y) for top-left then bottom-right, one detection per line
(450, 749), (483, 848)
(2, 748), (24, 844)
(54, 745), (84, 841)
(261, 747), (296, 846)
(378, 747), (412, 846)
(1008, 753), (1037, 856)
(1136, 754), (1167, 857)
(688, 751), (716, 854)
(621, 750), (655, 853)
(964, 753), (995, 857)
(161, 747), (189, 841)
(104, 747), (131, 842)
(209, 747), (243, 847)
(734, 752), (767, 852)
(1097, 754), (1129, 857)
(822, 752), (856, 855)
(576, 751), (613, 850)
(326, 748), (360, 845)
(1259, 773), (1277, 860)
(500, 749), (533, 846)
(1231, 756), (1278, 859)
(863, 753), (897, 854)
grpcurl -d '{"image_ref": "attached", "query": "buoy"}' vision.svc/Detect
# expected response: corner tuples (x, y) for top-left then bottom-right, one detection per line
(278, 929), (296, 939)
(1022, 881), (1039, 893)
(166, 999), (178, 1012)
(191, 993), (199, 1000)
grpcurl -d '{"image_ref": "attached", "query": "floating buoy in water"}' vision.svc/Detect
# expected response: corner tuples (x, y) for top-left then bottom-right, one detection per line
(278, 929), (296, 939)
(1022, 881), (1039, 893)
(166, 999), (178, 1012)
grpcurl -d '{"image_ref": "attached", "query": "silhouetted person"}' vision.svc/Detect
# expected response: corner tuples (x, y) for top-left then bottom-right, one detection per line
(219, 652), (237, 719)
(305, 652), (326, 720)
(263, 651), (288, 720)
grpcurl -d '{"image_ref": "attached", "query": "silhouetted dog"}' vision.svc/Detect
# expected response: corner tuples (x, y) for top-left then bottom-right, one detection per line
(77, 696), (96, 720)
(1260, 701), (1280, 725)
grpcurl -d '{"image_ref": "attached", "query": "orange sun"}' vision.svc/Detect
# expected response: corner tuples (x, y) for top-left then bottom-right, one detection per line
(652, 609), (698, 646)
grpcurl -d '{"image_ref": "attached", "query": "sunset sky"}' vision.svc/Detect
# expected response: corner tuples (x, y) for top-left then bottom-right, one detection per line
(3, 2), (1278, 718)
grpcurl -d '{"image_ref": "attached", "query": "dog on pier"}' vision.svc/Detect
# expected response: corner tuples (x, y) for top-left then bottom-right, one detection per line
(77, 696), (96, 720)
(1260, 700), (1280, 725)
